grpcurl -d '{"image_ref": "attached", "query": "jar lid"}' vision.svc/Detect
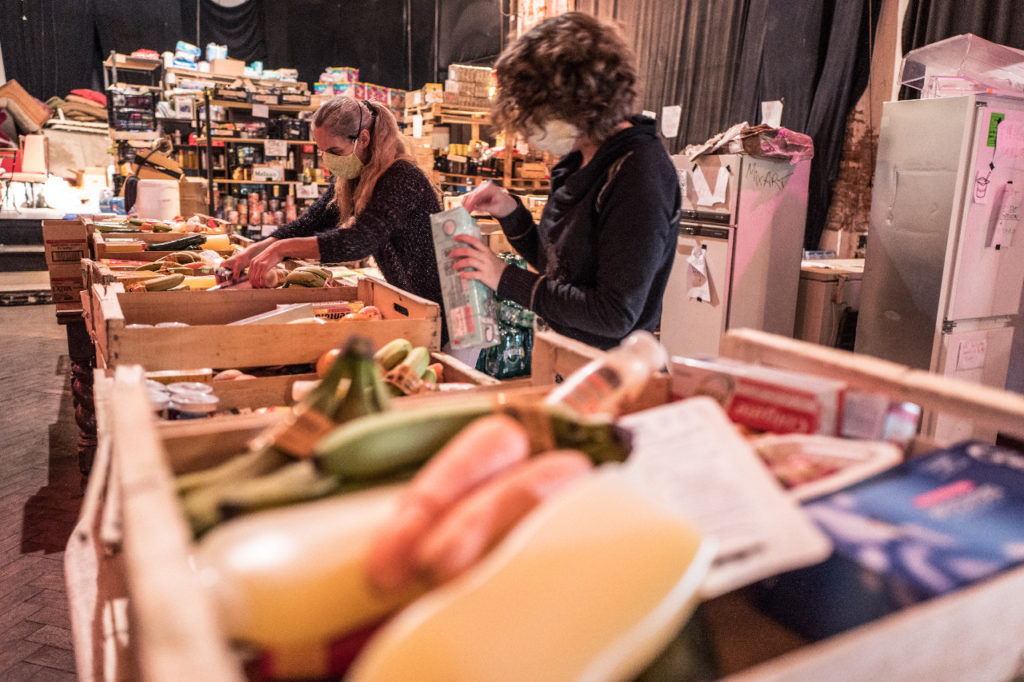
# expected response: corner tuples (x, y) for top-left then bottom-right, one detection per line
(148, 390), (171, 409)
(167, 381), (214, 395)
(155, 321), (190, 328)
(126, 323), (153, 329)
(170, 392), (219, 413)
(146, 379), (169, 392)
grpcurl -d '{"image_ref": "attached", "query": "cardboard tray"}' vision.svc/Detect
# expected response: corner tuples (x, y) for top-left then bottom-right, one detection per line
(81, 276), (442, 370)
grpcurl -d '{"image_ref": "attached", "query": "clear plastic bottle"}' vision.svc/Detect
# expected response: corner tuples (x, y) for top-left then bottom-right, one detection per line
(543, 330), (669, 417)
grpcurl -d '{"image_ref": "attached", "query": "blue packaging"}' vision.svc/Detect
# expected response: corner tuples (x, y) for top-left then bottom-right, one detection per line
(754, 441), (1024, 639)
(99, 196), (126, 215)
(174, 40), (201, 63)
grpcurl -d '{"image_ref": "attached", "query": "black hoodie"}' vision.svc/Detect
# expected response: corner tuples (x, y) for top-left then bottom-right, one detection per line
(497, 115), (681, 350)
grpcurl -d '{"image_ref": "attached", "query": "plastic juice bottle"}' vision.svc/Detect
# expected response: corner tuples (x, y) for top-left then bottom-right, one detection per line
(543, 330), (669, 417)
(203, 232), (231, 251)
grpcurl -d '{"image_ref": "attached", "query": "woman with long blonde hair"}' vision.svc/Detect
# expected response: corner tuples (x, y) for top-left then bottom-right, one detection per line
(223, 96), (445, 336)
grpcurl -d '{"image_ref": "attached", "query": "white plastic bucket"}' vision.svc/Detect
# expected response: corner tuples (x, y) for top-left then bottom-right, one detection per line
(135, 179), (180, 220)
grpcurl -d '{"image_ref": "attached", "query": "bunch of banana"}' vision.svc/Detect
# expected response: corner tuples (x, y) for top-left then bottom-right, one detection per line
(176, 336), (393, 536)
(141, 273), (185, 291)
(282, 265), (333, 288)
(373, 338), (435, 395)
(312, 397), (630, 481)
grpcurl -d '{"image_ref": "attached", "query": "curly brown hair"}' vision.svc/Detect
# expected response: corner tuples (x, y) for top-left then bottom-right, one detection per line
(493, 12), (637, 144)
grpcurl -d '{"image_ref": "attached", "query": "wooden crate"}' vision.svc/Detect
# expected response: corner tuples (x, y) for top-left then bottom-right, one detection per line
(71, 330), (1024, 681)
(82, 276), (442, 370)
(207, 350), (499, 412)
(91, 230), (248, 261)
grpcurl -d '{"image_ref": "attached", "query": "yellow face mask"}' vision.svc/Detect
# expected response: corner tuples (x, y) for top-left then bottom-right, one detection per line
(321, 139), (363, 179)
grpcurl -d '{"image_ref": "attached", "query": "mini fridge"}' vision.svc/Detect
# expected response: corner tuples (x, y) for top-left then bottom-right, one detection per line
(855, 94), (1024, 442)
(659, 152), (810, 358)
(794, 259), (865, 349)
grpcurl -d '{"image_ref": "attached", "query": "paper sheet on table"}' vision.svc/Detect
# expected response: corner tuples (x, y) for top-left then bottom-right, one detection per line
(686, 247), (712, 303)
(621, 398), (832, 599)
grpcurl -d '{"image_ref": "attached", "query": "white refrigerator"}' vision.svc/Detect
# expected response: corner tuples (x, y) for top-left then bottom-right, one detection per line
(855, 95), (1024, 442)
(659, 153), (810, 358)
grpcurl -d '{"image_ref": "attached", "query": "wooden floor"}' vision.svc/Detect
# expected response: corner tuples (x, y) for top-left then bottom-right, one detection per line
(0, 302), (83, 680)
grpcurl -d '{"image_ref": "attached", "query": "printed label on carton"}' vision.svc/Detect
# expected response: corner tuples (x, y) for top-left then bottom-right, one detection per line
(430, 206), (499, 350)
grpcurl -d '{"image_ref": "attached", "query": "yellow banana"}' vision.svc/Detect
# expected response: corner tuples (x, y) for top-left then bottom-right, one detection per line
(292, 265), (333, 280)
(373, 338), (412, 370)
(144, 273), (186, 291)
(134, 261), (163, 271)
(401, 347), (431, 377)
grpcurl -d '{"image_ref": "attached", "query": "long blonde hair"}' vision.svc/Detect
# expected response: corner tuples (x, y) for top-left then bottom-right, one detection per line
(313, 96), (413, 222)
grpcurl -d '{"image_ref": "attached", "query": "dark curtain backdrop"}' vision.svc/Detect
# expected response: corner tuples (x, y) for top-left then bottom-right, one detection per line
(732, 0), (880, 250)
(902, 0), (1024, 56)
(0, 0), (487, 99)
(576, 0), (748, 151)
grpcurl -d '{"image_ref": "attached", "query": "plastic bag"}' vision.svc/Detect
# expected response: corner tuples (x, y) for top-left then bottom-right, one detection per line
(475, 253), (535, 379)
(740, 125), (815, 163)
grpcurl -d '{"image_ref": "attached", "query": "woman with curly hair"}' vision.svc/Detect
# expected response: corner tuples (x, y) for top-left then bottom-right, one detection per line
(454, 11), (681, 350)
(222, 96), (444, 332)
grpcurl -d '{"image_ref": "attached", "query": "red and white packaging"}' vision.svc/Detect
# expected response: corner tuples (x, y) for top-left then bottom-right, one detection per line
(670, 356), (846, 436)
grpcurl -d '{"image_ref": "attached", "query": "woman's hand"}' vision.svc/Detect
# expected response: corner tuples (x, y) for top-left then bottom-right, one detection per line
(460, 180), (518, 218)
(219, 238), (275, 281)
(248, 237), (320, 288)
(449, 234), (507, 291)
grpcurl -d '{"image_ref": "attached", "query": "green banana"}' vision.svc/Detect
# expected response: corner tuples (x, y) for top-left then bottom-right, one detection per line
(148, 234), (205, 251)
(313, 398), (632, 480)
(174, 446), (290, 496)
(331, 337), (391, 424)
(314, 401), (490, 480)
(421, 367), (437, 384)
(292, 265), (333, 280)
(284, 270), (328, 288)
(127, 217), (146, 226)
(183, 460), (339, 536)
(151, 221), (173, 232)
(373, 338), (412, 370)
(400, 346), (431, 377)
(144, 273), (185, 291)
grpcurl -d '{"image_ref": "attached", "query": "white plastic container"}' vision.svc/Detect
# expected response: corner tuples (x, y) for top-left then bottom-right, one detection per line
(135, 178), (181, 221)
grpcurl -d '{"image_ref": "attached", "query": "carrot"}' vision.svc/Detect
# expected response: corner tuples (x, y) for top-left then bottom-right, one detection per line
(364, 414), (530, 593)
(413, 450), (592, 586)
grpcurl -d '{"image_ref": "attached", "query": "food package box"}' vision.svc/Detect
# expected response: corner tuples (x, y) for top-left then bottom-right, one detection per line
(447, 63), (494, 84)
(250, 92), (279, 106)
(388, 88), (406, 109)
(329, 66), (359, 84)
(210, 58), (244, 77)
(213, 86), (248, 103)
(754, 440), (1024, 640)
(352, 82), (366, 100)
(670, 356), (846, 435)
(279, 92), (311, 106)
(42, 219), (91, 267)
(48, 263), (85, 304)
(430, 206), (500, 351)
(314, 81), (331, 95)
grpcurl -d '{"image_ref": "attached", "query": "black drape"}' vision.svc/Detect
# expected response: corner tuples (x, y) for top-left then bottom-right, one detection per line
(902, 0), (1024, 56)
(577, 0), (749, 151)
(0, 0), (101, 97)
(732, 0), (880, 250)
(179, 0), (269, 66)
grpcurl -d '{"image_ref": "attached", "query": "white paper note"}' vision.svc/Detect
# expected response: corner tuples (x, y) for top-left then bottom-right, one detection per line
(295, 182), (319, 199)
(412, 114), (423, 138)
(661, 105), (682, 139)
(251, 103), (269, 118)
(761, 99), (783, 128)
(621, 398), (832, 599)
(690, 165), (729, 207)
(687, 246), (712, 303)
(642, 109), (657, 120)
(956, 338), (987, 371)
(264, 139), (287, 157)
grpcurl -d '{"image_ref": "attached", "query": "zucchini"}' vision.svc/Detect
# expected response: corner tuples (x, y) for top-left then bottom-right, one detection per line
(148, 234), (206, 251)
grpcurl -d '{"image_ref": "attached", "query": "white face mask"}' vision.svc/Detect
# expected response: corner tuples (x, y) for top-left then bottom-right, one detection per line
(526, 120), (580, 157)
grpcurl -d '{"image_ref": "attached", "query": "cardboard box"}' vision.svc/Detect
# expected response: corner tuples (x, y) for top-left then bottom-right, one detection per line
(42, 219), (91, 267)
(178, 177), (208, 217)
(48, 263), (85, 304)
(0, 79), (50, 129)
(210, 58), (244, 77)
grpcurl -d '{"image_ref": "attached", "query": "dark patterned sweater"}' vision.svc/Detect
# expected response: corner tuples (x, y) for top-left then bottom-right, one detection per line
(270, 160), (446, 343)
(496, 116), (681, 350)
